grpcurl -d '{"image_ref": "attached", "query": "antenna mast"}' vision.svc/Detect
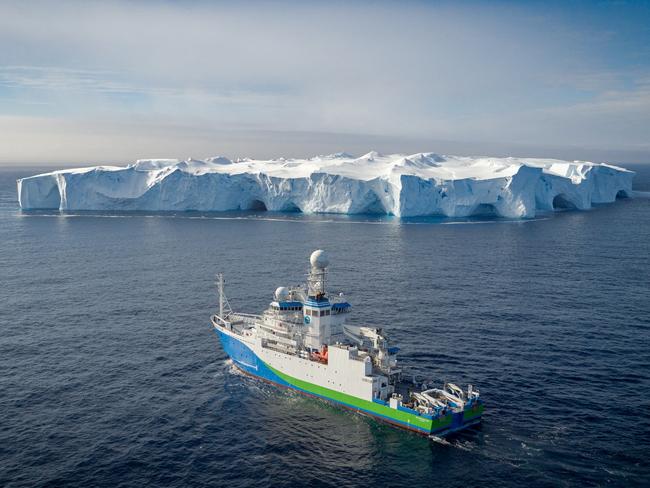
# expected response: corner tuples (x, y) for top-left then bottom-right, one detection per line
(217, 273), (231, 318)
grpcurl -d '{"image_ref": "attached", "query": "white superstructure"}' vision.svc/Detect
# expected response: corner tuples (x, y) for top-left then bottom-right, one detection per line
(215, 250), (400, 401)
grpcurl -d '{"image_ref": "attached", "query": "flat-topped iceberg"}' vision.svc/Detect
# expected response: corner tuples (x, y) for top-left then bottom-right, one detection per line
(17, 152), (634, 218)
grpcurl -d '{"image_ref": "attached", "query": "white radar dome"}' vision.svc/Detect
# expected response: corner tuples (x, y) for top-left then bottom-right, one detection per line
(310, 249), (329, 269)
(275, 286), (290, 301)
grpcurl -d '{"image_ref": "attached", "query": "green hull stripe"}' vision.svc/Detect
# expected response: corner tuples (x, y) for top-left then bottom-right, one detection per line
(264, 361), (458, 432)
(464, 403), (485, 420)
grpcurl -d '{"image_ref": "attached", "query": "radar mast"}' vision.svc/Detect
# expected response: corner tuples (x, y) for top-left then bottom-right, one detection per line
(307, 250), (329, 300)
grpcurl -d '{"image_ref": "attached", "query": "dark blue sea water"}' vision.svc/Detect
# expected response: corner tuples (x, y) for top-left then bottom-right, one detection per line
(1, 165), (649, 487)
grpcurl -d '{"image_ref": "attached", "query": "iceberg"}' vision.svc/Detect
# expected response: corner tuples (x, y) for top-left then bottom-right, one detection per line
(16, 152), (634, 218)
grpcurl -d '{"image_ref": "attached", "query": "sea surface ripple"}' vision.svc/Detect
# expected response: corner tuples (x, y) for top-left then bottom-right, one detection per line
(1, 165), (649, 487)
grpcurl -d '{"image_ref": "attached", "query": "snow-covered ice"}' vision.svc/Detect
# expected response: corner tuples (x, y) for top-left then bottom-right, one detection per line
(17, 152), (634, 218)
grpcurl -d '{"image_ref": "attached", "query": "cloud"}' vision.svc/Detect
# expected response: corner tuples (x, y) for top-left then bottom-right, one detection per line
(0, 0), (649, 163)
(3, 114), (648, 166)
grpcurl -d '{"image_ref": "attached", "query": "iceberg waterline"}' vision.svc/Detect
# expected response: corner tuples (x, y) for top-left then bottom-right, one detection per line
(16, 152), (634, 218)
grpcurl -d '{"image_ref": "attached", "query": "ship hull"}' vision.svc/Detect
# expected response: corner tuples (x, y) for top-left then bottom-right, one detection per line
(215, 327), (483, 437)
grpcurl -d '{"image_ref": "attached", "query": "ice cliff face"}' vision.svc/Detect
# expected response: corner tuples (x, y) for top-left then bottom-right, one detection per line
(17, 152), (634, 218)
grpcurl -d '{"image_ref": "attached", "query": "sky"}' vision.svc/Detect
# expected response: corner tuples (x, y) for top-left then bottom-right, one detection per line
(1, 0), (649, 165)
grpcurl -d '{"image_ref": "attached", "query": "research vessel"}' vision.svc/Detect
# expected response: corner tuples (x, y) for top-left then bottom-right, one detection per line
(211, 250), (483, 436)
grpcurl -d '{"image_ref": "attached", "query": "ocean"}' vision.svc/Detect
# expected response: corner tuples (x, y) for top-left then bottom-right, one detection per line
(1, 165), (649, 487)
